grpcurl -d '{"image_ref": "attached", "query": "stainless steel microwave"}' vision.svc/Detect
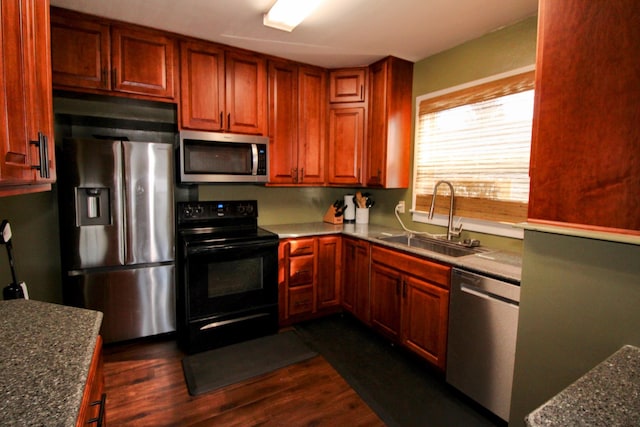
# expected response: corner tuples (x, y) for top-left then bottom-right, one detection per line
(178, 130), (269, 183)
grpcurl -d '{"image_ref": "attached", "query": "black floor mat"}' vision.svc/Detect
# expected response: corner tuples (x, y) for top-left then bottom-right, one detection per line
(182, 330), (317, 396)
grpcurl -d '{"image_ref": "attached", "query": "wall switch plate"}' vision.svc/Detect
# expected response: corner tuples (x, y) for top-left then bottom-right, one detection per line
(397, 201), (405, 213)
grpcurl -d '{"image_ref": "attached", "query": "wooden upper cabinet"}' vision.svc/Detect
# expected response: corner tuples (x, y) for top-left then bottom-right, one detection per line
(111, 25), (176, 98)
(180, 40), (225, 131)
(327, 105), (365, 186)
(365, 56), (413, 188)
(268, 59), (299, 183)
(528, 0), (640, 233)
(297, 65), (327, 185)
(180, 42), (266, 134)
(268, 60), (326, 184)
(50, 7), (177, 101)
(225, 50), (267, 135)
(329, 68), (366, 103)
(51, 11), (110, 90)
(1, 0), (56, 196)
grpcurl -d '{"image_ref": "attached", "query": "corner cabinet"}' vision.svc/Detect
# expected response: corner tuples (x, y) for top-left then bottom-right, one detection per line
(180, 39), (266, 135)
(268, 60), (326, 184)
(1, 0), (56, 196)
(370, 245), (451, 370)
(528, 0), (640, 233)
(278, 235), (342, 325)
(51, 7), (177, 101)
(365, 57), (413, 188)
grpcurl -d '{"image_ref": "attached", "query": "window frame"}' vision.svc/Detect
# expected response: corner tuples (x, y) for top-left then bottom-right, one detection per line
(411, 65), (536, 239)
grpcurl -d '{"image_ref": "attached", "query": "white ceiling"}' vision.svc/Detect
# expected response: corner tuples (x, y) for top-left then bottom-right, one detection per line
(49, 0), (538, 69)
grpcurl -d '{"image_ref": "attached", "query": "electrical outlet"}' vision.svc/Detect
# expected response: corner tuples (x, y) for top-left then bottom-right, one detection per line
(397, 201), (405, 213)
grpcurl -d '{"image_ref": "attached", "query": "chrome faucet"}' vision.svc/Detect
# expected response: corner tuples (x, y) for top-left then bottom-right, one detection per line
(428, 180), (462, 241)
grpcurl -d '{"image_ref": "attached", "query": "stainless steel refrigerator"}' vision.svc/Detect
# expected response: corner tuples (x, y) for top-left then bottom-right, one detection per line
(58, 137), (175, 343)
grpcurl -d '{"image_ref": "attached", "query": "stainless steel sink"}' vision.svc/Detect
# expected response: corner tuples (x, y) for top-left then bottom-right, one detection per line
(376, 234), (483, 258)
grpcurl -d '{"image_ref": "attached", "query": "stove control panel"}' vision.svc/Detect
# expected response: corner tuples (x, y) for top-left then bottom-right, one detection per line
(178, 200), (258, 222)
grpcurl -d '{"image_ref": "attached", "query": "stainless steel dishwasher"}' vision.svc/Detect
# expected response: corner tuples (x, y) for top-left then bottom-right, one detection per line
(446, 268), (520, 422)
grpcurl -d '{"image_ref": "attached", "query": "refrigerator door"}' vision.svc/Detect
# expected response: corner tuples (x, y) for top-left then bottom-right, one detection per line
(62, 138), (125, 269)
(123, 141), (174, 265)
(66, 264), (176, 343)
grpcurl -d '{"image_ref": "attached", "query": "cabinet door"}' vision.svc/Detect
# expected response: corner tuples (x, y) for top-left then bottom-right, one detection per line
(370, 261), (402, 341)
(225, 50), (267, 135)
(76, 336), (105, 427)
(317, 236), (341, 309)
(111, 25), (176, 99)
(329, 68), (366, 103)
(528, 0), (640, 232)
(268, 59), (298, 184)
(341, 239), (358, 313)
(179, 40), (225, 131)
(1, 0), (35, 184)
(51, 9), (110, 90)
(297, 65), (327, 185)
(401, 275), (449, 370)
(29, 0), (55, 183)
(328, 106), (365, 185)
(342, 238), (370, 323)
(1, 0), (55, 190)
(366, 56), (412, 188)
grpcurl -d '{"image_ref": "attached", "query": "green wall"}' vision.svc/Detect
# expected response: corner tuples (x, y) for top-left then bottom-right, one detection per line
(0, 191), (62, 302)
(510, 231), (640, 425)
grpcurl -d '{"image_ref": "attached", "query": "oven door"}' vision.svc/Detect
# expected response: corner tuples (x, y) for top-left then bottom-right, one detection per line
(183, 237), (278, 321)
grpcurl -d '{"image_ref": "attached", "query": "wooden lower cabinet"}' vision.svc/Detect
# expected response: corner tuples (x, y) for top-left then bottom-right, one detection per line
(278, 235), (342, 325)
(341, 237), (371, 325)
(401, 275), (450, 370)
(370, 245), (451, 370)
(76, 335), (106, 427)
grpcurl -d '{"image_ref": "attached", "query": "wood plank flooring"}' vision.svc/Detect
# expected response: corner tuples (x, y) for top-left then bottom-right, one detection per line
(103, 337), (385, 426)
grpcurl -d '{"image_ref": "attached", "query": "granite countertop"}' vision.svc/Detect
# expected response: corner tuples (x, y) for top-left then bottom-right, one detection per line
(261, 222), (522, 283)
(525, 345), (640, 426)
(0, 299), (103, 427)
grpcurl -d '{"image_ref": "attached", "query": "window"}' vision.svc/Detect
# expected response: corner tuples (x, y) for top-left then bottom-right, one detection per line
(413, 66), (535, 235)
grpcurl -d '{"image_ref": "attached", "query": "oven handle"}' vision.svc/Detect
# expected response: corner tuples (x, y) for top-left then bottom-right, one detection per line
(185, 239), (278, 255)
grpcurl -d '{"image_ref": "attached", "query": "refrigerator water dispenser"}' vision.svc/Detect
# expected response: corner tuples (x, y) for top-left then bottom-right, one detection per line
(76, 187), (111, 226)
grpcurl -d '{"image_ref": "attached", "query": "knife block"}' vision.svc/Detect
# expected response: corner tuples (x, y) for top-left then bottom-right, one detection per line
(323, 206), (343, 224)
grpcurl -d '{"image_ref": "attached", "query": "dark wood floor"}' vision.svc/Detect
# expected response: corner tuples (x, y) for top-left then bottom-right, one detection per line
(103, 336), (385, 426)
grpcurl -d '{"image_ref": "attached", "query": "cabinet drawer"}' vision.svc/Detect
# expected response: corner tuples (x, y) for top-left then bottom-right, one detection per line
(287, 238), (315, 256)
(372, 245), (451, 288)
(289, 255), (314, 287)
(289, 286), (313, 316)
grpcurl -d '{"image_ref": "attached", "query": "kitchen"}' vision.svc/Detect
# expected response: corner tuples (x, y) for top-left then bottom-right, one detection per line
(1, 0), (639, 426)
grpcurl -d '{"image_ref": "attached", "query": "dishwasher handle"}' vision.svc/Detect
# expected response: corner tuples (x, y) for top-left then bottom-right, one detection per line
(453, 268), (520, 306)
(460, 283), (519, 306)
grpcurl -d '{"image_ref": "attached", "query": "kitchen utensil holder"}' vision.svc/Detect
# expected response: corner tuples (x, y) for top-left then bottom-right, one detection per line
(355, 207), (369, 224)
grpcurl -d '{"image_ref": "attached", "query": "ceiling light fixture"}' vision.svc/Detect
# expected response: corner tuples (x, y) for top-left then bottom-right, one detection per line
(263, 0), (323, 32)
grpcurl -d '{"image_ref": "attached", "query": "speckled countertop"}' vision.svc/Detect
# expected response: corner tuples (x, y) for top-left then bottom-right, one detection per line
(261, 222), (522, 283)
(0, 299), (103, 427)
(525, 345), (640, 426)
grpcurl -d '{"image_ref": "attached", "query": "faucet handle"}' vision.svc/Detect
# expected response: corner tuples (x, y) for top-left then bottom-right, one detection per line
(451, 218), (463, 237)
